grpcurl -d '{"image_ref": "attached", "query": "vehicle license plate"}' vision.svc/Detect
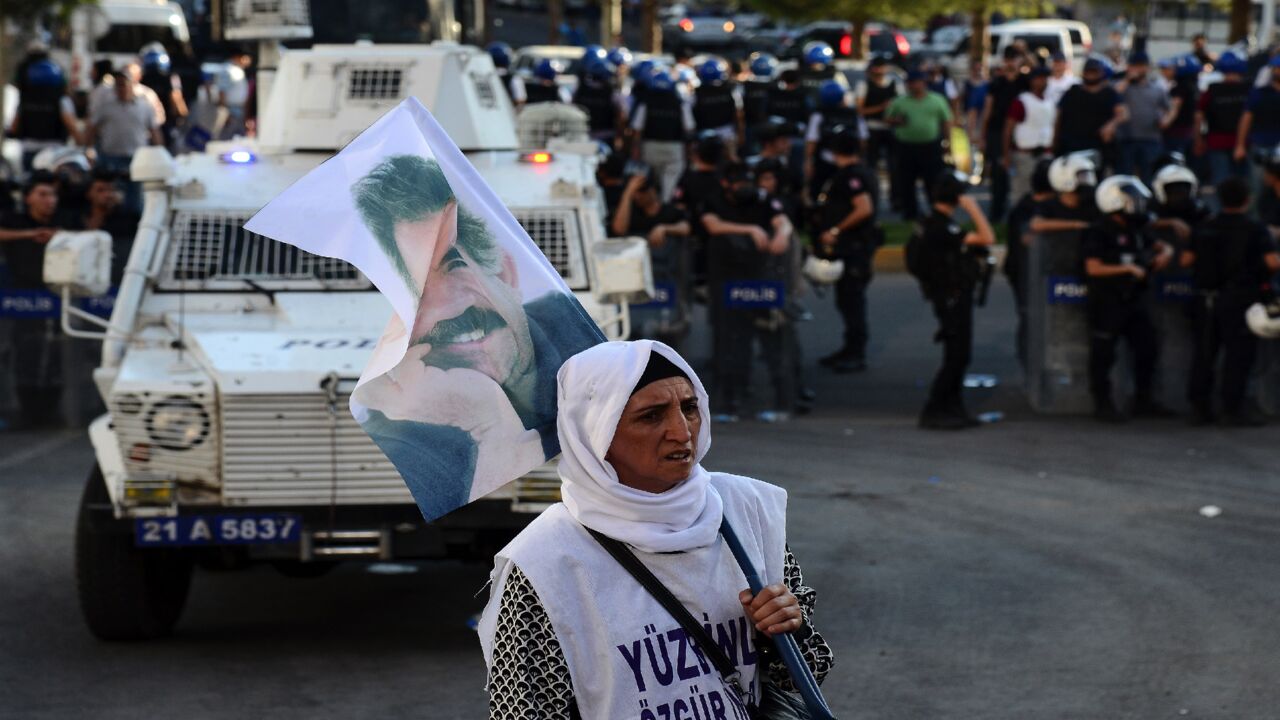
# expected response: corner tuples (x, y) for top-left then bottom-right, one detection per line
(134, 514), (301, 547)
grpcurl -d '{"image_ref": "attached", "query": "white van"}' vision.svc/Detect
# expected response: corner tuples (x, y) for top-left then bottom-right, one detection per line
(51, 0), (191, 93)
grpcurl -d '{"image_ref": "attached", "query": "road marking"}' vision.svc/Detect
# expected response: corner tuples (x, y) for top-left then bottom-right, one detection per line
(0, 432), (82, 473)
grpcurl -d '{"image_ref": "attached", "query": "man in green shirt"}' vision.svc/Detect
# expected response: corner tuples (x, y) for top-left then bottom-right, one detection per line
(886, 71), (953, 219)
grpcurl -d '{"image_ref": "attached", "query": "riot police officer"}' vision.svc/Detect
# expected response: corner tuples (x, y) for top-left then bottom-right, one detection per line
(11, 53), (77, 169)
(139, 44), (186, 152)
(574, 54), (622, 147)
(693, 58), (743, 157)
(673, 131), (727, 288)
(1182, 177), (1280, 425)
(814, 126), (879, 373)
(742, 53), (778, 154)
(912, 170), (996, 429)
(798, 41), (842, 107)
(487, 42), (524, 105)
(701, 163), (793, 420)
(1150, 162), (1208, 253)
(1083, 176), (1177, 422)
(525, 59), (570, 105)
(630, 69), (695, 201)
(805, 80), (863, 206)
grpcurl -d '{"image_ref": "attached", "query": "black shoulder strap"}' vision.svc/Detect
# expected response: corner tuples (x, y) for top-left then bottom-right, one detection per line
(584, 528), (743, 689)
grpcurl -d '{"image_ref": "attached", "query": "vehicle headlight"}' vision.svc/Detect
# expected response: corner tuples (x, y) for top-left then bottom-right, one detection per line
(145, 397), (210, 451)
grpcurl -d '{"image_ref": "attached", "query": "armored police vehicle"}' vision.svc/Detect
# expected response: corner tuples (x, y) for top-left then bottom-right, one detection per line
(49, 42), (648, 640)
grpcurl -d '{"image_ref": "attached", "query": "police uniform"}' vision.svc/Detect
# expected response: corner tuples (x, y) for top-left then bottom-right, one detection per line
(767, 84), (811, 180)
(1082, 217), (1162, 414)
(741, 77), (773, 152)
(524, 81), (565, 105)
(816, 161), (879, 367)
(0, 208), (64, 426)
(573, 78), (619, 143)
(1187, 213), (1279, 421)
(632, 91), (694, 201)
(693, 81), (741, 145)
(916, 208), (979, 423)
(703, 191), (790, 415)
(799, 66), (840, 107)
(621, 202), (692, 348)
(672, 167), (723, 285)
(805, 105), (862, 204)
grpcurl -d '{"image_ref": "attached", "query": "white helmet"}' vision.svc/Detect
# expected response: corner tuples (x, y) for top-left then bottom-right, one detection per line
(1246, 301), (1280, 339)
(1047, 152), (1097, 193)
(1151, 163), (1198, 205)
(31, 146), (90, 173)
(802, 255), (845, 285)
(1095, 175), (1152, 215)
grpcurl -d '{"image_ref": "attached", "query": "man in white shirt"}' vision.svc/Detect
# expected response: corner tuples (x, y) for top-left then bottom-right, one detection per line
(1045, 51), (1079, 105)
(1003, 67), (1056, 203)
(216, 51), (253, 139)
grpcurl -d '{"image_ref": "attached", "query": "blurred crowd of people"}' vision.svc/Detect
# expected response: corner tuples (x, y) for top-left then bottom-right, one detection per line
(489, 39), (1280, 428)
(1, 39), (254, 429)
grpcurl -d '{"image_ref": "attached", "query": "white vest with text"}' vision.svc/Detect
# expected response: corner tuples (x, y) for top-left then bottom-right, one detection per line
(480, 473), (788, 720)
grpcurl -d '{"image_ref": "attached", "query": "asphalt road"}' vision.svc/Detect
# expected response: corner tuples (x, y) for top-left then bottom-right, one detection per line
(3, 275), (1278, 719)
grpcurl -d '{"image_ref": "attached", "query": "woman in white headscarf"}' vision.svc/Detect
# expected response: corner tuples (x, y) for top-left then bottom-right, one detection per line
(478, 340), (833, 719)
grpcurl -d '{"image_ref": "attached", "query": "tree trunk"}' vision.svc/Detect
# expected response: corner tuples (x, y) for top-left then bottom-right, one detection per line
(969, 8), (987, 68)
(1229, 0), (1251, 43)
(642, 0), (661, 54)
(851, 17), (866, 60)
(548, 0), (564, 44)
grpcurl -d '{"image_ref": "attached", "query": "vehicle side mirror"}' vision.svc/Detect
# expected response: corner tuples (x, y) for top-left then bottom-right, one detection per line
(589, 237), (654, 304)
(43, 231), (112, 297)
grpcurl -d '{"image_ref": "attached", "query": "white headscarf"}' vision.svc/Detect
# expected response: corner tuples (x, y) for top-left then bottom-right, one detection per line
(556, 340), (724, 553)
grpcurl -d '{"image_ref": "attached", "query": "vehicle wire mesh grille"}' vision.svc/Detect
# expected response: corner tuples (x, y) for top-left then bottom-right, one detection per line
(163, 211), (368, 289)
(220, 394), (410, 506)
(511, 208), (587, 289)
(348, 67), (405, 101)
(224, 0), (311, 30)
(516, 104), (590, 150)
(470, 72), (498, 109)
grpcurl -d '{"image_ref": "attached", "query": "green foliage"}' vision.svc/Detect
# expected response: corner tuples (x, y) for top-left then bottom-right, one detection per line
(2, 0), (93, 24)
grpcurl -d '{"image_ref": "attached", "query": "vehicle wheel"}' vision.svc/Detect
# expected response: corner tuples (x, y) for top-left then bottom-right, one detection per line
(74, 467), (192, 641)
(270, 560), (337, 579)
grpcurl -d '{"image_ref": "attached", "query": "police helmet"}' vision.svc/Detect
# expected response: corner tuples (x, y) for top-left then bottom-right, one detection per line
(632, 59), (656, 82)
(487, 42), (513, 69)
(1216, 51), (1248, 75)
(141, 50), (171, 74)
(583, 44), (608, 63)
(583, 54), (615, 81)
(827, 124), (860, 156)
(1173, 54), (1203, 78)
(749, 52), (778, 79)
(1031, 158), (1054, 195)
(1152, 163), (1198, 205)
(649, 69), (676, 93)
(803, 41), (834, 68)
(695, 129), (725, 164)
(698, 58), (728, 84)
(818, 79), (846, 108)
(24, 59), (65, 88)
(931, 168), (969, 205)
(803, 255), (846, 285)
(1048, 152), (1098, 193)
(1245, 301), (1280, 339)
(533, 58), (560, 82)
(608, 47), (632, 67)
(1095, 175), (1152, 216)
(31, 146), (90, 175)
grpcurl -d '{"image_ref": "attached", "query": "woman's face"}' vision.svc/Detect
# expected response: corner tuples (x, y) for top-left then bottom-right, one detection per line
(606, 377), (700, 494)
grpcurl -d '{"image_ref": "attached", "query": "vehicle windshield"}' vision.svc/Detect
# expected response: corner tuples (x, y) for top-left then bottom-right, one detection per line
(94, 24), (182, 56)
(1068, 29), (1085, 46)
(994, 33), (1064, 57)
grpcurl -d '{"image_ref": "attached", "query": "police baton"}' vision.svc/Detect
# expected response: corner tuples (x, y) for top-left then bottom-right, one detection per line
(720, 518), (838, 719)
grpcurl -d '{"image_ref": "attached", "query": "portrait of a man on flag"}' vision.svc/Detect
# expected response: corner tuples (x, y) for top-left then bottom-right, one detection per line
(246, 99), (604, 522)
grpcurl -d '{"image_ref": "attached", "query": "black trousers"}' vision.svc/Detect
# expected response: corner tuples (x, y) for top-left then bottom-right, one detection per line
(754, 310), (797, 409)
(926, 291), (974, 413)
(865, 128), (895, 209)
(1088, 297), (1158, 405)
(1188, 296), (1258, 414)
(834, 253), (872, 358)
(984, 132), (1009, 222)
(895, 139), (944, 220)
